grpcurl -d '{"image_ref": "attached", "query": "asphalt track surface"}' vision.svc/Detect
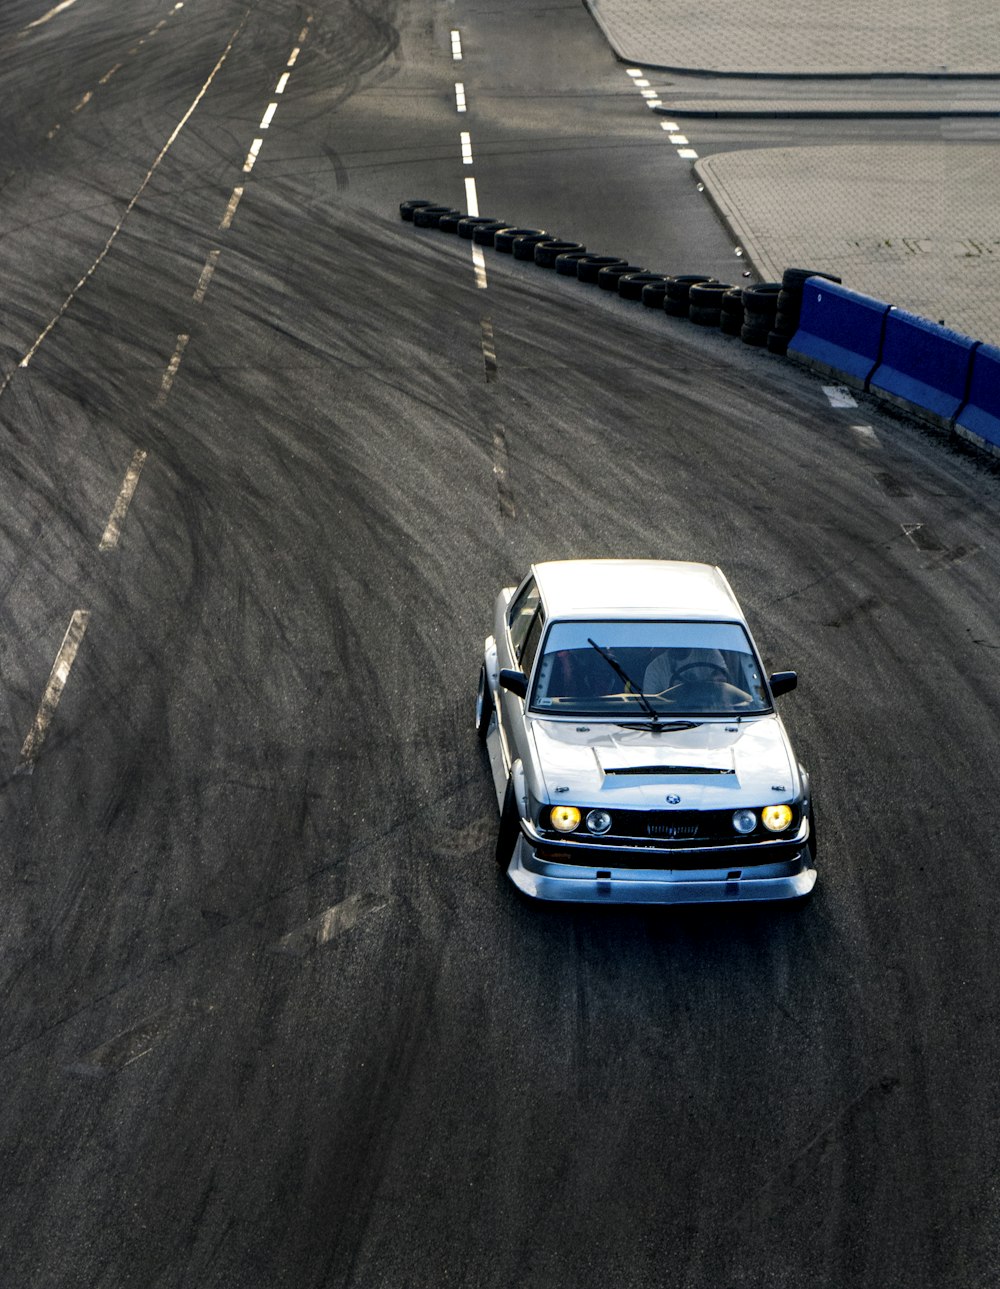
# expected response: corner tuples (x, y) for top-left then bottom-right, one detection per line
(2, 1), (1000, 1286)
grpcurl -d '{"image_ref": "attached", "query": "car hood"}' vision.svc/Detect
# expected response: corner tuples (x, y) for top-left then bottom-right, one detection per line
(528, 716), (797, 809)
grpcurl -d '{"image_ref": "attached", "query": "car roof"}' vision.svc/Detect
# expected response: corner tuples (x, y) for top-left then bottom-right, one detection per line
(530, 560), (745, 622)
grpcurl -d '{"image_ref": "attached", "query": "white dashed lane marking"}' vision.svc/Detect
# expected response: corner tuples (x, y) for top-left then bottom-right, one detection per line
(17, 610), (90, 773)
(220, 185), (244, 229)
(259, 102), (277, 129)
(193, 248), (221, 303)
(155, 334), (189, 405)
(460, 131), (473, 164)
(275, 71), (290, 93)
(100, 449), (148, 551)
(455, 82), (467, 112)
(823, 385), (859, 408)
(851, 424), (880, 448)
(22, 0), (77, 31)
(242, 137), (263, 173)
(451, 28), (462, 59)
(98, 63), (122, 85)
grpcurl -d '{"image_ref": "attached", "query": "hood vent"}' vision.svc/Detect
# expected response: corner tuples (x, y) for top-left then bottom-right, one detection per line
(602, 765), (736, 777)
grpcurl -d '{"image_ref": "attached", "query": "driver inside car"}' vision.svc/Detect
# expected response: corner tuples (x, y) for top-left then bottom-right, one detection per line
(642, 646), (729, 697)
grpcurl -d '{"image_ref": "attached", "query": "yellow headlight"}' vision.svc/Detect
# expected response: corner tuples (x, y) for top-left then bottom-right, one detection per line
(762, 804), (793, 832)
(550, 806), (581, 833)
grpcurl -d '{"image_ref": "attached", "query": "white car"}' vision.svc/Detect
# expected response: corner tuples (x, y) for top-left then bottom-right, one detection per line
(476, 560), (816, 904)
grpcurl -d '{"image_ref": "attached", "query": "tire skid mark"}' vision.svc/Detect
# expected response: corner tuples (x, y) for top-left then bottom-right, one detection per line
(480, 317), (498, 381)
(492, 426), (516, 519)
(67, 999), (214, 1077)
(270, 892), (387, 958)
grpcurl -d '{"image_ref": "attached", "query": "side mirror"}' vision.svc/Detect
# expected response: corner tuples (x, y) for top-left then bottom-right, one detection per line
(769, 671), (798, 698)
(498, 668), (528, 700)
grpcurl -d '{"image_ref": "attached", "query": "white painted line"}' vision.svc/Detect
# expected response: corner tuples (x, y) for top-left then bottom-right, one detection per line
(668, 133), (688, 145)
(850, 423), (880, 447)
(100, 449), (148, 551)
(23, 0), (77, 31)
(242, 137), (263, 172)
(472, 243), (488, 290)
(823, 385), (858, 408)
(297, 24), (309, 42)
(71, 90), (92, 114)
(465, 175), (480, 217)
(640, 88), (656, 98)
(677, 148), (698, 159)
(450, 29), (462, 59)
(455, 82), (466, 112)
(155, 334), (189, 405)
(149, 18), (166, 33)
(99, 63), (122, 85)
(275, 71), (290, 93)
(18, 610), (90, 772)
(259, 102), (277, 128)
(46, 123), (61, 140)
(634, 78), (650, 87)
(173, 2), (184, 9)
(460, 131), (473, 164)
(2, 11), (251, 394)
(287, 46), (300, 67)
(625, 68), (641, 76)
(193, 247), (221, 303)
(219, 184), (244, 229)
(646, 99), (662, 107)
(660, 121), (679, 131)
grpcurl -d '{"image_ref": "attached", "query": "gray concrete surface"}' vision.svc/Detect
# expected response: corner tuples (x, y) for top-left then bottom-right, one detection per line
(697, 143), (1000, 342)
(587, 0), (1000, 76)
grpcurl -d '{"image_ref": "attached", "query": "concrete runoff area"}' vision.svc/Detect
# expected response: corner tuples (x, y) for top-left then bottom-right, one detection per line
(697, 143), (1000, 344)
(586, 0), (1000, 75)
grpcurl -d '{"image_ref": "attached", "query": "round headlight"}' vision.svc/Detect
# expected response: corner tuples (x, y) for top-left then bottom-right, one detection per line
(550, 805), (581, 833)
(762, 804), (793, 832)
(586, 809), (612, 835)
(732, 808), (757, 835)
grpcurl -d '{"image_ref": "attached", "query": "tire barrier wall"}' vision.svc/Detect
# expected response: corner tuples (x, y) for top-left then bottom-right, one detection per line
(954, 343), (1000, 455)
(787, 280), (891, 389)
(869, 310), (980, 432)
(401, 199), (1000, 459)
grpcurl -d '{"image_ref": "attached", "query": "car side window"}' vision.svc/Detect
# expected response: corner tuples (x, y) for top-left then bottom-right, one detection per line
(508, 577), (540, 659)
(520, 609), (545, 675)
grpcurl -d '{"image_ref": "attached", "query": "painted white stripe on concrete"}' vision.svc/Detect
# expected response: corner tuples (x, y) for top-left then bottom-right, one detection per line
(669, 133), (688, 145)
(823, 385), (858, 408)
(2, 12), (251, 394)
(193, 247), (221, 303)
(242, 137), (263, 172)
(260, 102), (277, 128)
(465, 175), (479, 217)
(156, 334), (189, 405)
(450, 29), (462, 59)
(660, 121), (679, 131)
(100, 449), (148, 551)
(634, 78), (650, 87)
(455, 82), (466, 112)
(220, 185), (244, 229)
(275, 71), (290, 93)
(460, 131), (473, 164)
(677, 148), (699, 159)
(625, 68), (641, 76)
(18, 611), (90, 772)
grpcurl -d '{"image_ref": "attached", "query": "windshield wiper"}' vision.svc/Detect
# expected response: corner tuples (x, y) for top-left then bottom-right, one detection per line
(611, 719), (701, 731)
(587, 638), (663, 727)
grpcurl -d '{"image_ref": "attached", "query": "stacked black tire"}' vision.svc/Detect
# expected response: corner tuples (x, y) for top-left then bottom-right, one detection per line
(767, 267), (843, 355)
(740, 283), (781, 347)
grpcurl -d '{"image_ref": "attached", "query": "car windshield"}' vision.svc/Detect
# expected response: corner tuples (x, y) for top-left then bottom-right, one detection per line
(530, 620), (771, 717)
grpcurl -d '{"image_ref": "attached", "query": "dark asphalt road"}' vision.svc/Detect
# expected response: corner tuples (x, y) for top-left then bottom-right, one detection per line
(2, 1), (1000, 1286)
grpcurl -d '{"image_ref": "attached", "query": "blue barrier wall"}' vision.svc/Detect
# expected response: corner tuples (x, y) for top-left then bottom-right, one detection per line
(869, 310), (979, 429)
(787, 281), (890, 388)
(954, 342), (1000, 453)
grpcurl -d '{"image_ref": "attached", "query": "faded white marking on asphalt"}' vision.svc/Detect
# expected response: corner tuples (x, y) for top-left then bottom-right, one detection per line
(451, 29), (462, 59)
(18, 610), (90, 772)
(220, 185), (244, 229)
(99, 63), (122, 85)
(242, 137), (263, 172)
(669, 133), (688, 145)
(286, 46), (300, 67)
(71, 90), (92, 113)
(23, 0), (77, 31)
(660, 121), (679, 131)
(824, 385), (858, 408)
(472, 244), (488, 290)
(100, 449), (148, 551)
(461, 131), (473, 164)
(46, 123), (61, 140)
(260, 102), (277, 128)
(850, 423), (880, 448)
(625, 68), (641, 76)
(493, 429), (515, 518)
(634, 78), (650, 87)
(646, 98), (661, 107)
(640, 88), (656, 98)
(275, 71), (290, 93)
(481, 317), (497, 381)
(193, 247), (221, 303)
(455, 81), (467, 112)
(677, 148), (698, 159)
(272, 893), (386, 957)
(298, 23), (310, 41)
(156, 334), (189, 405)
(2, 11), (251, 397)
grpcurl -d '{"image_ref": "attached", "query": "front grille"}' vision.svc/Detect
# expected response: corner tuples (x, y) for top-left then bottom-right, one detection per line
(647, 823), (699, 839)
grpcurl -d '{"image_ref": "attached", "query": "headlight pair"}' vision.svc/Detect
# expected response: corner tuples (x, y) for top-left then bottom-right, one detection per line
(549, 806), (612, 835)
(733, 804), (794, 834)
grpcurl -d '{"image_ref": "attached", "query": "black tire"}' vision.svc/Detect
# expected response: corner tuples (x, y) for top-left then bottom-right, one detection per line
(766, 330), (789, 355)
(807, 802), (818, 862)
(772, 309), (798, 336)
(741, 282), (781, 319)
(413, 205), (461, 229)
(535, 240), (585, 267)
(472, 221), (511, 246)
(575, 255), (627, 284)
(597, 263), (644, 290)
(640, 280), (670, 307)
(475, 666), (494, 743)
(399, 199), (434, 221)
(664, 274), (715, 316)
(493, 227), (547, 254)
(512, 232), (552, 260)
(781, 266), (841, 290)
(619, 272), (666, 301)
(554, 250), (591, 275)
(776, 288), (799, 313)
(741, 322), (770, 346)
(437, 211), (463, 233)
(496, 780), (520, 869)
(457, 216), (506, 239)
(689, 304), (722, 327)
(720, 285), (744, 317)
(719, 313), (742, 336)
(689, 282), (733, 308)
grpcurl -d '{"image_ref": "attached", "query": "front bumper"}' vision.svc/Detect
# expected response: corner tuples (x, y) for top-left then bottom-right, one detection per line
(506, 830), (816, 904)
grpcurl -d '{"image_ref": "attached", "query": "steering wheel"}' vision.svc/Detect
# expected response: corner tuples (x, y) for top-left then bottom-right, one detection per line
(671, 660), (729, 683)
